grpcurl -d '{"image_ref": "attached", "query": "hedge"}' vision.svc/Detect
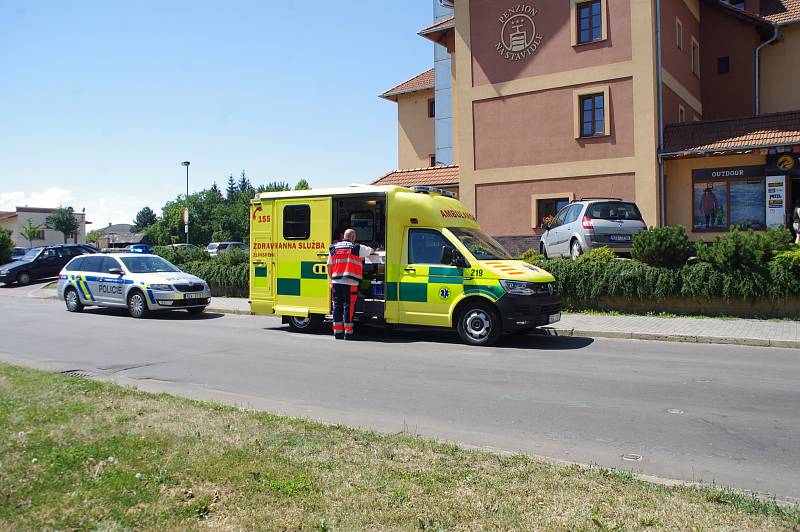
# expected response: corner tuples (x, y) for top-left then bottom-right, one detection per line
(154, 247), (249, 298)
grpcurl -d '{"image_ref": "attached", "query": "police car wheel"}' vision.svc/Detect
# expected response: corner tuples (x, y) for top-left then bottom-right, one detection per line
(127, 291), (150, 319)
(288, 315), (322, 333)
(457, 302), (501, 346)
(64, 288), (83, 313)
(16, 271), (31, 286)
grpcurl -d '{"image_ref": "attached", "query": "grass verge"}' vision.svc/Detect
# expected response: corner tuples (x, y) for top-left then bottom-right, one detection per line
(1, 363), (797, 530)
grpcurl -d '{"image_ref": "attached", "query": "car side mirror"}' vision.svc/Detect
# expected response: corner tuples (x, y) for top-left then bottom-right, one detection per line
(440, 246), (454, 265)
(108, 268), (123, 275)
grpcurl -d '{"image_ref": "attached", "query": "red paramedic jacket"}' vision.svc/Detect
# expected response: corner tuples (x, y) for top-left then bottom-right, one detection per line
(328, 241), (365, 285)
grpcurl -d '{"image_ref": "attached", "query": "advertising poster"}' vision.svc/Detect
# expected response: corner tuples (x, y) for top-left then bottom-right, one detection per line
(766, 175), (786, 229)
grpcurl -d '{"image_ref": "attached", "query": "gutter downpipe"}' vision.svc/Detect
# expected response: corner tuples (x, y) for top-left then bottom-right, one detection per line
(754, 23), (779, 115)
(656, 0), (666, 227)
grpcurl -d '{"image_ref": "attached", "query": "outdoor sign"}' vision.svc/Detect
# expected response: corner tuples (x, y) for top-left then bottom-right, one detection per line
(766, 175), (786, 229)
(496, 4), (543, 62)
(183, 208), (189, 224)
(766, 153), (800, 176)
(692, 165), (765, 180)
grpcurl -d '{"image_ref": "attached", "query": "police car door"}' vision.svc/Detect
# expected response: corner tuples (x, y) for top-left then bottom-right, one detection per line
(96, 256), (126, 306)
(274, 198), (332, 316)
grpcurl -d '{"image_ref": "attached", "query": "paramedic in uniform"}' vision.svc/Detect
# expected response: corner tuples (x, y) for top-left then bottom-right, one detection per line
(327, 229), (374, 340)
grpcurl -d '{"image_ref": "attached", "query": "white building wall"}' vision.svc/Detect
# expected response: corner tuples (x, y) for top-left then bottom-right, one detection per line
(5, 210), (87, 247)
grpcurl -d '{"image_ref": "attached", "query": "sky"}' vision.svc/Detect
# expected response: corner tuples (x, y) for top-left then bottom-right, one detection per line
(0, 0), (433, 227)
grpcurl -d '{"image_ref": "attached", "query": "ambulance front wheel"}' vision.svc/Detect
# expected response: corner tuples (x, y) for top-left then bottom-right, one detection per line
(456, 301), (502, 347)
(288, 315), (323, 333)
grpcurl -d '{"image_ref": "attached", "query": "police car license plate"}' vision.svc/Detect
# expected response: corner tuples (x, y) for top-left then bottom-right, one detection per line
(548, 312), (561, 324)
(184, 293), (206, 300)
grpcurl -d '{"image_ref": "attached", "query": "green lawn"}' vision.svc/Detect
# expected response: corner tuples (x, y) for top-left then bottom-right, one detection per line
(1, 363), (797, 530)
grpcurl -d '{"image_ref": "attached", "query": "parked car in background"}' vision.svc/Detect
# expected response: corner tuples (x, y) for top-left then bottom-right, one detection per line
(0, 244), (90, 285)
(11, 247), (27, 260)
(165, 243), (199, 251)
(539, 199), (647, 259)
(57, 253), (211, 318)
(125, 244), (153, 254)
(206, 242), (247, 256)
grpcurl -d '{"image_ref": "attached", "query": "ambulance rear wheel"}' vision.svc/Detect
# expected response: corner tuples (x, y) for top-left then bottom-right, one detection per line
(457, 302), (501, 347)
(288, 315), (322, 333)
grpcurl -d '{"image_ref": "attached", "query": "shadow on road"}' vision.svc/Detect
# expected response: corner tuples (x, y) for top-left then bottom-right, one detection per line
(81, 307), (225, 320)
(0, 278), (56, 290)
(263, 323), (594, 350)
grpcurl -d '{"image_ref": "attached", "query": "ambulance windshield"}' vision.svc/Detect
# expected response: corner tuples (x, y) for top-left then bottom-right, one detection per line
(448, 228), (512, 261)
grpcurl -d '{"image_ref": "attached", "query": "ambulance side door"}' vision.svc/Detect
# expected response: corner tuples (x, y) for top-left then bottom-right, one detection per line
(250, 200), (275, 312)
(274, 198), (332, 316)
(396, 228), (462, 328)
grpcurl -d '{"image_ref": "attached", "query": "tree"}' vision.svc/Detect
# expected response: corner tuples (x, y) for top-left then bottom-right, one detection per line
(45, 207), (79, 244)
(237, 170), (255, 201)
(86, 229), (105, 243)
(256, 182), (291, 193)
(294, 179), (310, 191)
(226, 175), (238, 202)
(131, 206), (158, 233)
(19, 218), (44, 248)
(0, 228), (13, 264)
(210, 182), (223, 201)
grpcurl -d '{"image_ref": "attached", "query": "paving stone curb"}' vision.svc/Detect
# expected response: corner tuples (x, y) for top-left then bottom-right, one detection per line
(547, 327), (799, 349)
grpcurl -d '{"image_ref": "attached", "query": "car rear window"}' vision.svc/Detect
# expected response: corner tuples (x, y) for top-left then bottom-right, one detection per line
(65, 257), (85, 271)
(587, 202), (642, 220)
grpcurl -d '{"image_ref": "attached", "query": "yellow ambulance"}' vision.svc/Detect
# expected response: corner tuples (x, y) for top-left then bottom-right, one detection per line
(249, 185), (561, 346)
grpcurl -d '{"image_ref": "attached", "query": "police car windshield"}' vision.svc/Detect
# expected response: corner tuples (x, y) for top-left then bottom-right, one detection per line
(21, 248), (43, 261)
(448, 228), (512, 261)
(120, 256), (180, 273)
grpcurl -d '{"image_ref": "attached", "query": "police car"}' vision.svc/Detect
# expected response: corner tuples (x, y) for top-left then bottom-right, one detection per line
(56, 253), (211, 318)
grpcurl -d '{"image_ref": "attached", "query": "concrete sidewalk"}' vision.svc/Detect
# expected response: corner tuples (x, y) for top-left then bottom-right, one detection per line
(204, 297), (800, 349)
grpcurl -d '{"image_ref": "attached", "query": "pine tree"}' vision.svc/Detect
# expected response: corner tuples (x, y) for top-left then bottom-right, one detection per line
(237, 170), (255, 200)
(210, 182), (223, 200)
(131, 206), (158, 232)
(225, 175), (238, 202)
(294, 179), (310, 191)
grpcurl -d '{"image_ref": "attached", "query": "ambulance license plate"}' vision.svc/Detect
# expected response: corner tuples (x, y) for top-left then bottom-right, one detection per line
(548, 312), (561, 324)
(184, 293), (206, 300)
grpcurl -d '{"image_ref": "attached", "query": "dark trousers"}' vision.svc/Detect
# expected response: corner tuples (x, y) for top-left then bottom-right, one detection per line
(332, 283), (357, 337)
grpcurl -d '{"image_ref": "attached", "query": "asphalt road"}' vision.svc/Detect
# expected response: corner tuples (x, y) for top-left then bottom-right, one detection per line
(2, 296), (798, 499)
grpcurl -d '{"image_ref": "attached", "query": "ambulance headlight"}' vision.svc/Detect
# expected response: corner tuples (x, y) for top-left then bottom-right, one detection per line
(150, 284), (173, 291)
(500, 280), (535, 296)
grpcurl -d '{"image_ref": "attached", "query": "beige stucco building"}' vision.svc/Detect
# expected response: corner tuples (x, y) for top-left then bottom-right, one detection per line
(380, 69), (437, 170)
(382, 0), (800, 251)
(0, 207), (88, 248)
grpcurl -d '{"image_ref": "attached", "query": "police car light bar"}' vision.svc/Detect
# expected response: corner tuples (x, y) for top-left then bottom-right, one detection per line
(411, 186), (456, 198)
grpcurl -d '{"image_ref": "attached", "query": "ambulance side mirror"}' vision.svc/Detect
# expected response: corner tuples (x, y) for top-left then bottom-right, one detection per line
(440, 246), (454, 265)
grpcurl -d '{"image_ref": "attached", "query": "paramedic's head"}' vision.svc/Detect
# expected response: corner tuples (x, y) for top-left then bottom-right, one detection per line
(344, 229), (357, 243)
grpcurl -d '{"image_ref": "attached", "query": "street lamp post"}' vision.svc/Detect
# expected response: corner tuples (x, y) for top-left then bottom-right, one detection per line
(181, 161), (190, 245)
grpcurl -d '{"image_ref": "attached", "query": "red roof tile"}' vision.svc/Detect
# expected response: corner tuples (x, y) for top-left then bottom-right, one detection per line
(663, 111), (800, 154)
(372, 165), (460, 188)
(761, 0), (800, 24)
(0, 211), (17, 221)
(380, 68), (434, 101)
(419, 16), (455, 36)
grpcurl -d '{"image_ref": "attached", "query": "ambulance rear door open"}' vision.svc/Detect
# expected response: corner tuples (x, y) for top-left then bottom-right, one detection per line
(272, 197), (332, 317)
(250, 200), (275, 315)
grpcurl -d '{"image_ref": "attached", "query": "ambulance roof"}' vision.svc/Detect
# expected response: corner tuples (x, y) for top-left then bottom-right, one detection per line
(255, 185), (403, 201)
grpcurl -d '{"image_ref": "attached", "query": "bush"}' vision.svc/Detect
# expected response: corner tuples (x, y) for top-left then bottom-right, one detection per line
(180, 260), (249, 298)
(696, 227), (793, 273)
(518, 248), (547, 269)
(578, 246), (617, 264)
(154, 246), (210, 266)
(632, 226), (694, 268)
(0, 228), (13, 265)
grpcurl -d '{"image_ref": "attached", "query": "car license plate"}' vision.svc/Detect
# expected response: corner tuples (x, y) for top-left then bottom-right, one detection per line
(184, 293), (206, 300)
(548, 312), (561, 324)
(609, 234), (631, 242)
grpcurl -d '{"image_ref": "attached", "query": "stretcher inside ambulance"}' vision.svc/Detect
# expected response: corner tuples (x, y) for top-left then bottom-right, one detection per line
(249, 185), (561, 346)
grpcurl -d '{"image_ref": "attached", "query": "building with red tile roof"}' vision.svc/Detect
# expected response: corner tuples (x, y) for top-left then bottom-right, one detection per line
(372, 165), (459, 194)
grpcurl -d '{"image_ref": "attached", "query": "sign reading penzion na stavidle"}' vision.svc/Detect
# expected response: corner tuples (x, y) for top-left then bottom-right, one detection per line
(496, 4), (543, 62)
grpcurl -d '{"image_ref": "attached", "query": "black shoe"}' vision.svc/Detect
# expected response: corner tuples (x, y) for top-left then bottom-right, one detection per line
(344, 334), (354, 341)
(334, 333), (344, 340)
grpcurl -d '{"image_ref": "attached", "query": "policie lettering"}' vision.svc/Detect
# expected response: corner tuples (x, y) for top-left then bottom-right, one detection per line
(98, 284), (123, 295)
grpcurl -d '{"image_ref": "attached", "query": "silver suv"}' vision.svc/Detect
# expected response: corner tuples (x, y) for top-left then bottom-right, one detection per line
(57, 254), (211, 318)
(539, 199), (646, 259)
